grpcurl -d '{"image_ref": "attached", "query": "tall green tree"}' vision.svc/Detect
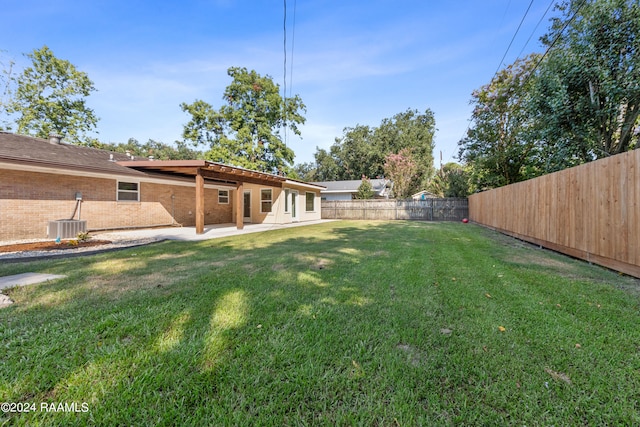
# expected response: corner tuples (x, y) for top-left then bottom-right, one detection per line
(181, 67), (306, 174)
(292, 161), (317, 182)
(311, 147), (342, 181)
(532, 0), (640, 168)
(97, 138), (203, 160)
(354, 178), (375, 199)
(8, 46), (99, 144)
(428, 162), (471, 198)
(458, 55), (541, 191)
(374, 109), (436, 191)
(331, 124), (378, 179)
(311, 108), (436, 185)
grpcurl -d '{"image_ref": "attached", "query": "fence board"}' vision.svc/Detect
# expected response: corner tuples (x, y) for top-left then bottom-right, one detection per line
(321, 198), (468, 222)
(469, 150), (640, 278)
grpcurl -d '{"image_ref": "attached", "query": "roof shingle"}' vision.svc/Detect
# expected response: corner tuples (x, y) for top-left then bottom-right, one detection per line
(0, 132), (146, 177)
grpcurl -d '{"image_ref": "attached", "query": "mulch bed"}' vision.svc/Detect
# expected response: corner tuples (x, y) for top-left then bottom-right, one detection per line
(0, 240), (112, 253)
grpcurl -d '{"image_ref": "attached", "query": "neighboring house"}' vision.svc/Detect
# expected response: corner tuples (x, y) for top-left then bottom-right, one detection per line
(311, 179), (392, 201)
(0, 132), (324, 241)
(411, 190), (438, 200)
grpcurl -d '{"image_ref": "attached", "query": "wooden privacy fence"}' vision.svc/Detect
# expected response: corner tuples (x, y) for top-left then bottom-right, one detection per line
(321, 198), (468, 221)
(469, 149), (640, 278)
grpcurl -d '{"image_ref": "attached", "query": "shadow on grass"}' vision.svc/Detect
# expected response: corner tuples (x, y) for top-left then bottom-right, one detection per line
(1, 221), (447, 423)
(1, 220), (640, 425)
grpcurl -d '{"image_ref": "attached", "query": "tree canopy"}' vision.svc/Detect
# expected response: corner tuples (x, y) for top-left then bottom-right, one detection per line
(354, 178), (375, 199)
(181, 67), (306, 174)
(533, 0), (640, 168)
(428, 163), (471, 198)
(458, 55), (541, 191)
(7, 46), (99, 145)
(93, 138), (203, 160)
(459, 0), (640, 190)
(308, 108), (436, 193)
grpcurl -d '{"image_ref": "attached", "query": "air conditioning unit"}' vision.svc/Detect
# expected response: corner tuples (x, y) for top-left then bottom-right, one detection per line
(47, 220), (87, 239)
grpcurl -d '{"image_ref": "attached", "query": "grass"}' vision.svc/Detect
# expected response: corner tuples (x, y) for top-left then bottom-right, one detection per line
(1, 220), (639, 426)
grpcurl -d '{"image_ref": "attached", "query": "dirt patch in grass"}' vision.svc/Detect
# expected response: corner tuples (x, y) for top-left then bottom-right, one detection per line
(311, 259), (330, 270)
(506, 250), (579, 272)
(80, 271), (191, 297)
(0, 240), (112, 252)
(371, 250), (389, 257)
(210, 261), (227, 268)
(397, 343), (424, 366)
(292, 252), (333, 270)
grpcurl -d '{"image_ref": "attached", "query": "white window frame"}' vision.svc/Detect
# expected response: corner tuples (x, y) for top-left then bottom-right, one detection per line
(218, 189), (229, 204)
(117, 181), (140, 202)
(284, 189), (290, 213)
(260, 189), (273, 213)
(305, 192), (315, 212)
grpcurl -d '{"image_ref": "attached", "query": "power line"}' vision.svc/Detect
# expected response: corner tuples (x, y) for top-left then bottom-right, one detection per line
(456, 0), (537, 152)
(289, 0), (297, 100)
(282, 0), (298, 150)
(522, 0), (588, 84)
(516, 0), (556, 60)
(283, 0), (288, 148)
(491, 0), (535, 80)
(457, 0), (589, 154)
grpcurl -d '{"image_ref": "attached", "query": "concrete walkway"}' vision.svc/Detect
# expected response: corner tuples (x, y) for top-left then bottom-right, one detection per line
(94, 219), (334, 242)
(0, 273), (67, 290)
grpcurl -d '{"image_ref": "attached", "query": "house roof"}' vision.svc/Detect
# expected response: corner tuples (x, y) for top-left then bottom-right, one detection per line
(0, 132), (145, 177)
(311, 179), (390, 194)
(0, 132), (325, 190)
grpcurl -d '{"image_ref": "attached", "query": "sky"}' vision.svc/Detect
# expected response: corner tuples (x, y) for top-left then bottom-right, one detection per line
(1, 0), (559, 167)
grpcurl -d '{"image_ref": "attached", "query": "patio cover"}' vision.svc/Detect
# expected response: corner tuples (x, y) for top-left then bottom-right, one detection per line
(119, 160), (287, 233)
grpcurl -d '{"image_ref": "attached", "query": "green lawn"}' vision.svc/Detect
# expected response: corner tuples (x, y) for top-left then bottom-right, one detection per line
(1, 221), (639, 426)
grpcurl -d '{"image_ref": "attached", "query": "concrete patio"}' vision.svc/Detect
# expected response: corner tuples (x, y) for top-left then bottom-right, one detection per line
(94, 219), (334, 242)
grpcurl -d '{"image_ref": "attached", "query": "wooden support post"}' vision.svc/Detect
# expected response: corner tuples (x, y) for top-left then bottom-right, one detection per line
(236, 182), (244, 230)
(196, 169), (205, 234)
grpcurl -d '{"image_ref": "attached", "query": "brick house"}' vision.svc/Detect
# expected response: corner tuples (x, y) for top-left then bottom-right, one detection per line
(0, 132), (324, 241)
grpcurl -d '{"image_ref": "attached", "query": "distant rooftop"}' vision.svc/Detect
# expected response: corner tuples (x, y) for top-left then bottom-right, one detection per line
(311, 179), (391, 196)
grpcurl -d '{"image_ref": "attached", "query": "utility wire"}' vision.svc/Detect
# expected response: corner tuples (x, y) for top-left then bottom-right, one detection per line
(522, 0), (588, 84)
(282, 0), (298, 150)
(491, 0), (535, 80)
(516, 0), (556, 60)
(458, 0), (588, 151)
(456, 0), (537, 150)
(283, 0), (288, 148)
(289, 0), (297, 100)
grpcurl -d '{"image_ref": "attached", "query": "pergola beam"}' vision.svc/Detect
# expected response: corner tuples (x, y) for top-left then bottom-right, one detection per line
(235, 182), (244, 230)
(195, 169), (205, 234)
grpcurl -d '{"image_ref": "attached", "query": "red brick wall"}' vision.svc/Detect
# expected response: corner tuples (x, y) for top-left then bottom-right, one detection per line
(0, 169), (233, 241)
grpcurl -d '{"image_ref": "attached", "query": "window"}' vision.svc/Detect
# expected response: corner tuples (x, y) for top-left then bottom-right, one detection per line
(261, 189), (272, 213)
(305, 192), (315, 212)
(284, 189), (290, 213)
(117, 181), (139, 201)
(218, 189), (229, 204)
